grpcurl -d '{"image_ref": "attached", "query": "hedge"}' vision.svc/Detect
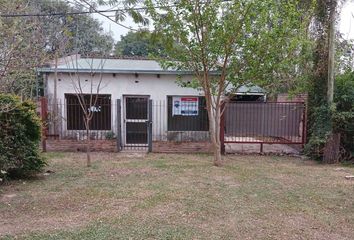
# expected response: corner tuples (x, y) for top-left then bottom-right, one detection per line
(0, 94), (45, 180)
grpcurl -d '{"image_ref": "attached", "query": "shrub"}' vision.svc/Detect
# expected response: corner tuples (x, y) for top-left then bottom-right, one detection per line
(0, 94), (45, 179)
(305, 71), (354, 161)
(333, 71), (354, 160)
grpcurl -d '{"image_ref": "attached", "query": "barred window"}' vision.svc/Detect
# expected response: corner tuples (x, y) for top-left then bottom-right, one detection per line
(65, 94), (111, 130)
(167, 96), (209, 131)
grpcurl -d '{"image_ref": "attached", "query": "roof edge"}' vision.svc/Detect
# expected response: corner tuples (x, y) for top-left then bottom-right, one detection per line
(37, 68), (220, 75)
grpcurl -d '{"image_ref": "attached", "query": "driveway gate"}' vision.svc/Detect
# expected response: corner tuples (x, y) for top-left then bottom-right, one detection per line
(221, 102), (307, 153)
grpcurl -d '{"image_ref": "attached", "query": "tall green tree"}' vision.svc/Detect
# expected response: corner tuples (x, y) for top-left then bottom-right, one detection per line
(114, 30), (166, 57)
(147, 0), (314, 165)
(29, 0), (114, 55)
(306, 0), (342, 162)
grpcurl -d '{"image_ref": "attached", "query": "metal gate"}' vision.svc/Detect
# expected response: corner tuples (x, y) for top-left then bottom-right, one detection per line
(118, 96), (152, 151)
(221, 102), (307, 153)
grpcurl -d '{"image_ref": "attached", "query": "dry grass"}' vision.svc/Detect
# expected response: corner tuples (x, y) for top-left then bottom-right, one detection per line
(0, 152), (353, 240)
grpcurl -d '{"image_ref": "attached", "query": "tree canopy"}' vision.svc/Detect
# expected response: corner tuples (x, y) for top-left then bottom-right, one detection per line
(146, 0), (314, 165)
(0, 0), (114, 98)
(114, 30), (166, 57)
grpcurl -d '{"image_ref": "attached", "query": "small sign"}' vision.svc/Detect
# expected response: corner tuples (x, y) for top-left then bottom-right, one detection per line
(88, 105), (101, 112)
(172, 97), (199, 116)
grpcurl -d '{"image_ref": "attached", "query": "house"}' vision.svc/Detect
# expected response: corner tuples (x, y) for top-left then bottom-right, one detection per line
(37, 55), (267, 152)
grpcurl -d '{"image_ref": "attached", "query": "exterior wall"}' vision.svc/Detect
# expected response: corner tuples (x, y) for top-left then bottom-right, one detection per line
(46, 139), (117, 152)
(152, 141), (212, 153)
(46, 72), (204, 145)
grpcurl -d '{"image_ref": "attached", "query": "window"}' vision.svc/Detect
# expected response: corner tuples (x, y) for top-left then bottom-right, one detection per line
(65, 94), (111, 130)
(167, 96), (208, 131)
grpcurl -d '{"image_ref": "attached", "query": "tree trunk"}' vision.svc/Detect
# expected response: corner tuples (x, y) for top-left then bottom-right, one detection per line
(207, 103), (222, 166)
(53, 55), (58, 136)
(85, 119), (91, 167)
(327, 0), (336, 104)
(323, 0), (339, 163)
(323, 133), (340, 164)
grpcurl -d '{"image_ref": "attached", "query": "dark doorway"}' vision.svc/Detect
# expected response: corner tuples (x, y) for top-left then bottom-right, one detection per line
(124, 96), (149, 145)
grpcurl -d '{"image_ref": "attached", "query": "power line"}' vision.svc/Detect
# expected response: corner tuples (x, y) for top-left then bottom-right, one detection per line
(0, 0), (233, 18)
(0, 4), (175, 18)
(75, 0), (140, 31)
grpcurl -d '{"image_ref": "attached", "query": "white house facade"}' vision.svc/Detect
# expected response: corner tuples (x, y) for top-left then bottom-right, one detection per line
(38, 56), (209, 149)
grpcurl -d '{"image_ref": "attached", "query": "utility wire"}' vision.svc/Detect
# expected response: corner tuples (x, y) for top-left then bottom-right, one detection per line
(0, 4), (176, 18)
(75, 0), (140, 31)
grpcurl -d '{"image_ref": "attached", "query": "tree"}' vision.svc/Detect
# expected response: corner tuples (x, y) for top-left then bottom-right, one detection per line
(114, 30), (166, 57)
(29, 0), (115, 55)
(63, 55), (107, 167)
(306, 0), (343, 162)
(147, 0), (313, 166)
(0, 0), (115, 99)
(0, 0), (47, 98)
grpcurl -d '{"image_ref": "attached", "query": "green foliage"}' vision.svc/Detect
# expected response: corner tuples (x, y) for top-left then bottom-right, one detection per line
(98, 0), (149, 26)
(29, 0), (114, 55)
(114, 30), (166, 57)
(305, 0), (354, 162)
(146, 0), (314, 95)
(0, 94), (45, 179)
(306, 72), (354, 161)
(104, 131), (116, 140)
(333, 72), (354, 159)
(0, 0), (115, 99)
(304, 104), (332, 159)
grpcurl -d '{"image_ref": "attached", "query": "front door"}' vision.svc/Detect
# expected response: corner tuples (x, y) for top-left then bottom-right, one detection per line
(124, 96), (149, 148)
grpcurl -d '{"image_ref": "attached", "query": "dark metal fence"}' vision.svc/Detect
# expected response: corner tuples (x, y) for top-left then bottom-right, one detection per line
(223, 102), (306, 145)
(152, 97), (209, 143)
(40, 97), (306, 153)
(44, 97), (117, 141)
(41, 97), (210, 152)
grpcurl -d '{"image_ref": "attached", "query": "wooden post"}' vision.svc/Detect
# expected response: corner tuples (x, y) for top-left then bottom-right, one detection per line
(116, 99), (122, 152)
(220, 102), (226, 155)
(302, 102), (308, 148)
(148, 99), (153, 153)
(40, 97), (47, 152)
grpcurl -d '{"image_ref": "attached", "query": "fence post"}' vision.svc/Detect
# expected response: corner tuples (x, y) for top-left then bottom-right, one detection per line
(302, 102), (308, 148)
(116, 99), (122, 152)
(40, 97), (47, 152)
(148, 99), (153, 152)
(220, 102), (226, 155)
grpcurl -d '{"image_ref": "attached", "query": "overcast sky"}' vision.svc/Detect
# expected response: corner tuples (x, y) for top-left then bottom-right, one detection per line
(92, 2), (354, 42)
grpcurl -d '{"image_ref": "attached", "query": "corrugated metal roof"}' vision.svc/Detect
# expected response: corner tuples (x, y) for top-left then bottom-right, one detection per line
(38, 58), (194, 75)
(37, 57), (265, 94)
(237, 85), (265, 93)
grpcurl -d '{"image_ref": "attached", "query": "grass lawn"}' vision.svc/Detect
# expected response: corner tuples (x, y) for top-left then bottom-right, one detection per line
(0, 153), (353, 240)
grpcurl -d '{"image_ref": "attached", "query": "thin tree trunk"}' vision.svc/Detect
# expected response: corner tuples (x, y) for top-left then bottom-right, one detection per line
(327, 0), (336, 104)
(323, 0), (340, 163)
(53, 54), (58, 136)
(85, 119), (91, 167)
(207, 102), (222, 166)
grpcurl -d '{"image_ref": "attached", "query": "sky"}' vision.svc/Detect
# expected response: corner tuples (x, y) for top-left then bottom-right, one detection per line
(92, 2), (354, 42)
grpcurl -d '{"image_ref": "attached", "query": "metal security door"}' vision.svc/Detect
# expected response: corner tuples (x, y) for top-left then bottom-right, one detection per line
(124, 96), (150, 150)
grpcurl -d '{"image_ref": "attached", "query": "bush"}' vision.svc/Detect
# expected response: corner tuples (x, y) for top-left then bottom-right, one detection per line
(333, 71), (354, 160)
(0, 94), (45, 179)
(304, 103), (332, 160)
(305, 71), (354, 161)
